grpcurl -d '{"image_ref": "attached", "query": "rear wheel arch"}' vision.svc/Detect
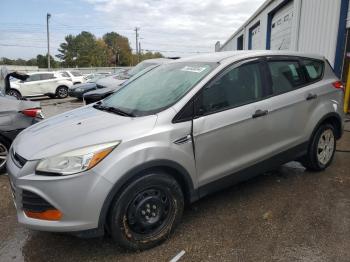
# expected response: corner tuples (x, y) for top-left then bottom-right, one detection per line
(99, 160), (197, 231)
(310, 113), (343, 141)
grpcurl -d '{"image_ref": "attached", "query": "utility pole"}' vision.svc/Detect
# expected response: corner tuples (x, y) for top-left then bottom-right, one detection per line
(135, 27), (139, 63)
(46, 13), (51, 70)
(139, 41), (141, 60)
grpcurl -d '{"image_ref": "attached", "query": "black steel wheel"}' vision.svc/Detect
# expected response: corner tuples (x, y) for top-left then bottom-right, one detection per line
(108, 172), (184, 250)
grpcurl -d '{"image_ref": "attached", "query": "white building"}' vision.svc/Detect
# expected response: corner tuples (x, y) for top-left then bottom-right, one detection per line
(215, 0), (350, 80)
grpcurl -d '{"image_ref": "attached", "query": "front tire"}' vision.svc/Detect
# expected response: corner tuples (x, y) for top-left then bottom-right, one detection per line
(108, 172), (184, 251)
(301, 124), (336, 171)
(56, 86), (68, 99)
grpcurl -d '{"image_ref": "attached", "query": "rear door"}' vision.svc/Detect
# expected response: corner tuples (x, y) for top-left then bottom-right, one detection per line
(256, 57), (322, 157)
(193, 59), (271, 187)
(39, 73), (57, 94)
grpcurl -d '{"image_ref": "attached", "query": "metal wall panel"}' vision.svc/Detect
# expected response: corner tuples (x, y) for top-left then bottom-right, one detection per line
(348, 0), (350, 28)
(297, 0), (341, 65)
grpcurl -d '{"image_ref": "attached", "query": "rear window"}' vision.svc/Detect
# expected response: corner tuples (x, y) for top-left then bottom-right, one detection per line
(302, 59), (324, 82)
(268, 60), (305, 94)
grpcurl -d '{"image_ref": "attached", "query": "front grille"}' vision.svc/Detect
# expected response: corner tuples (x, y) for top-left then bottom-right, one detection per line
(22, 190), (55, 212)
(11, 149), (27, 168)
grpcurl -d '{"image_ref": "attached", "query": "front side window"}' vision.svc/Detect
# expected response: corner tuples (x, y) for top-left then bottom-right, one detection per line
(26, 74), (41, 82)
(102, 62), (216, 116)
(302, 59), (324, 81)
(199, 62), (263, 115)
(268, 60), (305, 94)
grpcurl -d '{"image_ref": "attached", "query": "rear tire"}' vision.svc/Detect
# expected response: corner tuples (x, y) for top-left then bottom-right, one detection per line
(56, 86), (68, 99)
(6, 89), (21, 100)
(301, 124), (336, 171)
(108, 172), (184, 251)
(0, 136), (10, 174)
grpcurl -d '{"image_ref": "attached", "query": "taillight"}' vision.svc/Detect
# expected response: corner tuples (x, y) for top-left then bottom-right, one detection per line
(332, 81), (344, 89)
(22, 108), (43, 118)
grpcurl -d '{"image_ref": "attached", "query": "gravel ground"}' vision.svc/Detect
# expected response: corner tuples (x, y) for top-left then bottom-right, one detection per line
(0, 97), (349, 262)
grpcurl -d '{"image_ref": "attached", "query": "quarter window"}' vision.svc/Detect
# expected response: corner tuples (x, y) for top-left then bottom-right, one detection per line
(302, 59), (324, 81)
(199, 62), (263, 114)
(268, 60), (305, 94)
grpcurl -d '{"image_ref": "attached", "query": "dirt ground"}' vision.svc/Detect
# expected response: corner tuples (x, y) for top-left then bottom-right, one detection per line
(0, 97), (349, 262)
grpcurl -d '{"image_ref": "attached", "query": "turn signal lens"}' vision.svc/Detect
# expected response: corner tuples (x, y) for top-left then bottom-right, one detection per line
(24, 209), (62, 221)
(87, 147), (114, 169)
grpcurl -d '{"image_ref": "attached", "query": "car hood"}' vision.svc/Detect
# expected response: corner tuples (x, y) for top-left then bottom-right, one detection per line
(69, 82), (96, 90)
(13, 105), (157, 160)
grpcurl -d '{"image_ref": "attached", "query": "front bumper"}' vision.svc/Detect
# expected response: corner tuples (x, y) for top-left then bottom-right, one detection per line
(6, 151), (113, 233)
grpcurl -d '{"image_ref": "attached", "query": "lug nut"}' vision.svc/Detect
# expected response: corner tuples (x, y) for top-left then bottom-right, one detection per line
(152, 205), (156, 210)
(146, 204), (150, 208)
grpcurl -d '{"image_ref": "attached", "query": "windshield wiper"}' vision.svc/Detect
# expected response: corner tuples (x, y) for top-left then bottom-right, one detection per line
(93, 103), (134, 117)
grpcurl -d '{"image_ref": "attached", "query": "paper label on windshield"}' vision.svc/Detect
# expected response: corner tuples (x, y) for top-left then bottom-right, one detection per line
(181, 66), (206, 73)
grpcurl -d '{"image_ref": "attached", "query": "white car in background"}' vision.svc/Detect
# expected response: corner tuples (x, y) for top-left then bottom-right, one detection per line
(8, 72), (73, 99)
(60, 71), (86, 84)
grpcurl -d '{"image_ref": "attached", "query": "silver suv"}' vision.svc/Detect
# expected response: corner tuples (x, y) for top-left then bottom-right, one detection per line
(7, 51), (344, 250)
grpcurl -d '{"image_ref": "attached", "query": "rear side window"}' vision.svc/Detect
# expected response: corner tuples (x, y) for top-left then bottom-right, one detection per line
(302, 59), (324, 82)
(61, 72), (70, 78)
(71, 71), (83, 77)
(40, 73), (54, 80)
(199, 62), (263, 114)
(267, 60), (305, 94)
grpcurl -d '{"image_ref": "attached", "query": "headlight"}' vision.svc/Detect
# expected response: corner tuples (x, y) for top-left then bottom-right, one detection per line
(36, 141), (120, 175)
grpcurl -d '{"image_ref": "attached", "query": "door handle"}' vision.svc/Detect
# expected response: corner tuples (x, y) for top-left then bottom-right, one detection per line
(252, 109), (268, 118)
(306, 93), (317, 101)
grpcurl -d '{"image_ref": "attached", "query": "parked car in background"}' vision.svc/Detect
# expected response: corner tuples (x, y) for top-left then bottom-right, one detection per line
(7, 51), (344, 250)
(59, 71), (86, 85)
(8, 72), (73, 99)
(0, 93), (43, 174)
(83, 58), (173, 104)
(68, 74), (107, 100)
(83, 72), (111, 82)
(84, 64), (161, 104)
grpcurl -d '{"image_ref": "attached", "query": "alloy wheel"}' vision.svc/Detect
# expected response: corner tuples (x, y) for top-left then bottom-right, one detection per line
(317, 129), (335, 165)
(0, 142), (8, 170)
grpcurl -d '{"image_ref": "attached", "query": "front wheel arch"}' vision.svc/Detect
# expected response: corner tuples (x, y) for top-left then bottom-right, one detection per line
(99, 160), (197, 233)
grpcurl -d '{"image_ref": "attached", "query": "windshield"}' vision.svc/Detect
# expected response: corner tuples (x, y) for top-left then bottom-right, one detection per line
(102, 62), (216, 116)
(126, 61), (157, 77)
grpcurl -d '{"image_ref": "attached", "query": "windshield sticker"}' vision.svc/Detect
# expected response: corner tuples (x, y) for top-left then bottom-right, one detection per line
(180, 66), (207, 73)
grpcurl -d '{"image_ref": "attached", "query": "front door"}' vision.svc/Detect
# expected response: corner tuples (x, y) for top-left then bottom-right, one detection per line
(193, 59), (269, 187)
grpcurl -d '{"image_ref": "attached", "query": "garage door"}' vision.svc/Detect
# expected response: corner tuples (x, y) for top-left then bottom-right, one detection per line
(250, 24), (261, 49)
(270, 1), (294, 50)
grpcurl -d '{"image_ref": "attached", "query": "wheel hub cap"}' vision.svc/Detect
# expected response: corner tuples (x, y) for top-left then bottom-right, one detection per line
(317, 129), (334, 165)
(127, 188), (170, 234)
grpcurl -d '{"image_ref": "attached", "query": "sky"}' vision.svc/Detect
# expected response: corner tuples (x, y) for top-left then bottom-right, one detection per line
(0, 0), (265, 60)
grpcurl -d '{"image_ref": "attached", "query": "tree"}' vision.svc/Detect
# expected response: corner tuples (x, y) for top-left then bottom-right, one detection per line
(103, 32), (132, 66)
(36, 54), (58, 68)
